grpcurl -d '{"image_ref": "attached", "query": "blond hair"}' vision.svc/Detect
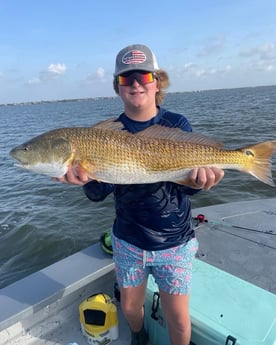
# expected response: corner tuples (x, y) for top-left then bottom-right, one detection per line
(113, 69), (170, 106)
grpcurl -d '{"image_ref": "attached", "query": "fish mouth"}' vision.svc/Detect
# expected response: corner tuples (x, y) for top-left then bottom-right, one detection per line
(10, 153), (29, 166)
(10, 148), (31, 166)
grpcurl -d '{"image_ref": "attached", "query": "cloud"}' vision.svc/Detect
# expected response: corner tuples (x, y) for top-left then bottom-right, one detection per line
(27, 77), (41, 85)
(27, 63), (67, 85)
(195, 65), (232, 78)
(97, 67), (105, 79)
(240, 42), (276, 60)
(177, 62), (232, 79)
(48, 63), (66, 75)
(40, 63), (67, 81)
(239, 42), (276, 72)
(183, 63), (197, 72)
(85, 67), (106, 83)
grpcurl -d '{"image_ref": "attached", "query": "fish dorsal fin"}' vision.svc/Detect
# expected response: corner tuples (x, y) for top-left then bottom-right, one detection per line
(92, 118), (124, 131)
(92, 119), (222, 147)
(136, 125), (223, 147)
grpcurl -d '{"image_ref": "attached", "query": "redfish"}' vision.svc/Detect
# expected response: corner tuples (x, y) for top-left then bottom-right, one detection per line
(10, 119), (276, 186)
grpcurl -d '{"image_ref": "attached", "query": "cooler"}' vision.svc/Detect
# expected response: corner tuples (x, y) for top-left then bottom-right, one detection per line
(144, 259), (276, 345)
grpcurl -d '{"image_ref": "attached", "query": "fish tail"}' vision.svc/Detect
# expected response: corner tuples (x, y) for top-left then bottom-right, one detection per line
(241, 141), (276, 186)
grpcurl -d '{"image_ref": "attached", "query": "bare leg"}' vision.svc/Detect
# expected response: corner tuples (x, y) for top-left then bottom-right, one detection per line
(159, 290), (191, 345)
(119, 280), (148, 332)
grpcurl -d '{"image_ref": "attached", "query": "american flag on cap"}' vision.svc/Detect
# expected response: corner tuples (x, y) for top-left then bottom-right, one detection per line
(114, 44), (159, 76)
(122, 50), (146, 65)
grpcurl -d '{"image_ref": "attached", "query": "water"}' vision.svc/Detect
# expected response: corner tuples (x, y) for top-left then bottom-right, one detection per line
(1, 86), (276, 289)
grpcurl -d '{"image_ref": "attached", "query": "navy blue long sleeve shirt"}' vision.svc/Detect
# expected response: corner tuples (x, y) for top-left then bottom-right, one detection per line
(83, 107), (200, 250)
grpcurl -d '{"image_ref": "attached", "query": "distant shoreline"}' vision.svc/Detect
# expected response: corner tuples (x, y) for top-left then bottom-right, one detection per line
(1, 84), (275, 107)
(0, 96), (118, 107)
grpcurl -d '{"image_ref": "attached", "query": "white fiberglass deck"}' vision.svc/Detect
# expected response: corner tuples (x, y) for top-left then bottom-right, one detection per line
(0, 198), (275, 345)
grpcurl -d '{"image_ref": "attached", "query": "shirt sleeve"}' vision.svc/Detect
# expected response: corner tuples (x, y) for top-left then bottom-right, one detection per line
(176, 184), (201, 195)
(83, 181), (114, 202)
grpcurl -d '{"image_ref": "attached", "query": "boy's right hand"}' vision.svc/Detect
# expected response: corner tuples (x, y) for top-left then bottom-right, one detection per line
(52, 166), (91, 186)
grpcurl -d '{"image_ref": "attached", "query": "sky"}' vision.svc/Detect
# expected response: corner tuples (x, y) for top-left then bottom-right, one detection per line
(0, 0), (276, 104)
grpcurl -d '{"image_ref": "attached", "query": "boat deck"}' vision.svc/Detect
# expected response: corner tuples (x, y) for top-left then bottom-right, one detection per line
(0, 245), (133, 345)
(0, 198), (275, 345)
(193, 198), (276, 293)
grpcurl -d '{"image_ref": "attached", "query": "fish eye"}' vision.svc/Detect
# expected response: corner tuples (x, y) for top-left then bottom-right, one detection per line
(245, 150), (254, 157)
(23, 145), (30, 151)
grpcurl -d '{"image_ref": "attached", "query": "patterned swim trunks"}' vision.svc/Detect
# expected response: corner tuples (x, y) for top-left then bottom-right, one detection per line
(111, 233), (199, 295)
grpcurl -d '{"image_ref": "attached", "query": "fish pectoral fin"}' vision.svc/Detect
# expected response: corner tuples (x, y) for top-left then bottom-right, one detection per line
(73, 160), (100, 181)
(137, 125), (223, 147)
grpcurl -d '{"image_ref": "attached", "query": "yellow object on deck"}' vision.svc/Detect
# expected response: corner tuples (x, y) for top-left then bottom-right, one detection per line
(79, 293), (119, 344)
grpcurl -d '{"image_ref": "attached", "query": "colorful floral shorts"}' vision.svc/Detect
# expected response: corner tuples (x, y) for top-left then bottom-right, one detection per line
(111, 233), (199, 295)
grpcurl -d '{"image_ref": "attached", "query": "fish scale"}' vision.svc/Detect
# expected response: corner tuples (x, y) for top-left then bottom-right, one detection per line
(9, 118), (276, 187)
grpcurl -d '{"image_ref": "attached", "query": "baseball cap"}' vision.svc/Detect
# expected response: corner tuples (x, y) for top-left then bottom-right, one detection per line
(114, 44), (159, 77)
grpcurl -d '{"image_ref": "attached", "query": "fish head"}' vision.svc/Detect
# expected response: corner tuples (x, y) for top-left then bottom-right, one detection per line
(10, 130), (73, 178)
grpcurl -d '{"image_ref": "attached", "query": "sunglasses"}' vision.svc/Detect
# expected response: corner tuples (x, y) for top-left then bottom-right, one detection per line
(117, 71), (156, 86)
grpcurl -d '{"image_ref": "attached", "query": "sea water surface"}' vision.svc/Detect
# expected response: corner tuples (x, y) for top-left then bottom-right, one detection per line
(0, 86), (276, 289)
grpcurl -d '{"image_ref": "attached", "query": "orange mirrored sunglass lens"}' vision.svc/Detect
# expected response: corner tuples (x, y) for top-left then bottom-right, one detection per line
(118, 72), (155, 86)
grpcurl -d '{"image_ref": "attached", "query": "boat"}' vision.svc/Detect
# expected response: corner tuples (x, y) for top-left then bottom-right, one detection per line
(0, 198), (275, 345)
